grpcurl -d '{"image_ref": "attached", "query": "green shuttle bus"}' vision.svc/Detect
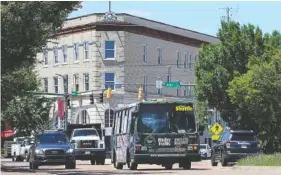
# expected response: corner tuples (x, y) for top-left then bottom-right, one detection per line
(111, 99), (201, 170)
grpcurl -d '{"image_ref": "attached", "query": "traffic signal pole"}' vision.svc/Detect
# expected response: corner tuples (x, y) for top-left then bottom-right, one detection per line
(64, 92), (70, 131)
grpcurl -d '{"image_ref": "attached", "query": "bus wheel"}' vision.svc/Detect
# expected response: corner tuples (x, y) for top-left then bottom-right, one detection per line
(183, 161), (191, 170)
(165, 164), (173, 170)
(129, 162), (138, 170)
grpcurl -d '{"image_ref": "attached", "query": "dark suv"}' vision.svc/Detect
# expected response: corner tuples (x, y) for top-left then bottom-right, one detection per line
(29, 131), (76, 170)
(211, 130), (260, 166)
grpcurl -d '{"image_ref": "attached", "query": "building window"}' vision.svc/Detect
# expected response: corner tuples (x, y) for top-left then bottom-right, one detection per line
(84, 41), (89, 60)
(43, 49), (48, 65)
(104, 41), (115, 59)
(62, 45), (67, 63)
(105, 72), (115, 89)
(84, 73), (89, 91)
(167, 74), (171, 82)
(189, 54), (192, 70)
(74, 43), (79, 61)
(176, 80), (180, 96)
(63, 75), (68, 93)
(184, 82), (188, 97)
(142, 44), (147, 63)
(157, 47), (162, 65)
(81, 110), (87, 124)
(143, 75), (148, 93)
(74, 74), (79, 91)
(157, 88), (162, 95)
(54, 77), (58, 93)
(188, 83), (193, 98)
(177, 51), (181, 69)
(43, 78), (48, 92)
(53, 47), (58, 64)
(184, 53), (188, 69)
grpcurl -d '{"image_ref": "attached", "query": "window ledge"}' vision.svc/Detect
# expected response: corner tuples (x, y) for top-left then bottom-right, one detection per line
(83, 59), (90, 63)
(73, 60), (80, 64)
(53, 63), (59, 67)
(43, 65), (48, 68)
(61, 62), (68, 65)
(103, 58), (116, 61)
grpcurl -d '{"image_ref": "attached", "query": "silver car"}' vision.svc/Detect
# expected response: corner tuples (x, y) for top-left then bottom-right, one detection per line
(200, 144), (211, 159)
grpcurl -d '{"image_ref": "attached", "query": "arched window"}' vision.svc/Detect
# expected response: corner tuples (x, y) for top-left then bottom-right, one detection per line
(105, 109), (114, 127)
(76, 109), (90, 124)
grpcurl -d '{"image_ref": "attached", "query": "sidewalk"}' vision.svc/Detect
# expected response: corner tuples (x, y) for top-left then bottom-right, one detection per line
(233, 165), (281, 172)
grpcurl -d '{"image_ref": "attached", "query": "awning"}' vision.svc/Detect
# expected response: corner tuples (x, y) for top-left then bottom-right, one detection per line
(1, 129), (14, 138)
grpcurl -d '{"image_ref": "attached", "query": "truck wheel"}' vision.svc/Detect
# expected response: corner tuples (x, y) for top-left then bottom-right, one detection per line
(90, 159), (96, 165)
(211, 153), (218, 166)
(165, 164), (173, 170)
(183, 161), (191, 170)
(99, 158), (105, 165)
(25, 152), (29, 162)
(116, 163), (123, 170)
(65, 162), (76, 169)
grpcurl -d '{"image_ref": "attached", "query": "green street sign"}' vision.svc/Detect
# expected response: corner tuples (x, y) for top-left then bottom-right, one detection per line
(164, 81), (181, 88)
(71, 91), (78, 96)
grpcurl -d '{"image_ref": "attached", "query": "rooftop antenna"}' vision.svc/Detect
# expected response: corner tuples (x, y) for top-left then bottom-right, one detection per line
(109, 1), (111, 12)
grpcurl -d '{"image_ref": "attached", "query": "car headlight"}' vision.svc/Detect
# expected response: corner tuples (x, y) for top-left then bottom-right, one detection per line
(35, 149), (44, 155)
(66, 148), (74, 154)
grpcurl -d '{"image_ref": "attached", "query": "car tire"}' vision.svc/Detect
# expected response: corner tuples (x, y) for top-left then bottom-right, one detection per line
(165, 164), (173, 170)
(65, 162), (76, 169)
(211, 153), (218, 166)
(182, 161), (191, 170)
(30, 162), (38, 170)
(129, 162), (138, 170)
(90, 159), (96, 165)
(100, 158), (105, 165)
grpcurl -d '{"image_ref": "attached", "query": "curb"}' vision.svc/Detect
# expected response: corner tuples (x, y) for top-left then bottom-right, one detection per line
(233, 166), (281, 172)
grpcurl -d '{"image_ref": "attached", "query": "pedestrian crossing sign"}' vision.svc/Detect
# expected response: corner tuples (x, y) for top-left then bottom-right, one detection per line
(210, 122), (223, 135)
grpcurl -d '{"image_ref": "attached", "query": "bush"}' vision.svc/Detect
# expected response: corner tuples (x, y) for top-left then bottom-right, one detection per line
(237, 153), (281, 166)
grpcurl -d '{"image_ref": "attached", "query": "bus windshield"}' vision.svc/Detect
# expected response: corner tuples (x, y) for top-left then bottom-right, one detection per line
(137, 104), (196, 134)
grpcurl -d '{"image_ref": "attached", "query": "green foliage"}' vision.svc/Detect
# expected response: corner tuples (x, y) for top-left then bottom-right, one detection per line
(1, 65), (40, 111)
(1, 1), (81, 73)
(195, 101), (208, 126)
(237, 153), (281, 166)
(2, 95), (54, 136)
(1, 1), (81, 134)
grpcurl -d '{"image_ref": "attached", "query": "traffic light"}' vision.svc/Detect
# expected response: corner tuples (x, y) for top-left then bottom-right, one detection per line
(138, 87), (143, 101)
(99, 93), (104, 103)
(90, 94), (94, 104)
(106, 88), (112, 99)
(65, 94), (71, 108)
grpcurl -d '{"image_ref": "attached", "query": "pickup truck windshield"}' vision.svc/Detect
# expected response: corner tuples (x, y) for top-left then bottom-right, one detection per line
(73, 129), (98, 137)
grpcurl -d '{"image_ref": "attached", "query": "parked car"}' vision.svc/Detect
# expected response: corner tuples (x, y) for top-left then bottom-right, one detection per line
(200, 144), (211, 159)
(29, 130), (76, 170)
(211, 130), (260, 167)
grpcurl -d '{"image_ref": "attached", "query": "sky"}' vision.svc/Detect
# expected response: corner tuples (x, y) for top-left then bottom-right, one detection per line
(68, 1), (281, 37)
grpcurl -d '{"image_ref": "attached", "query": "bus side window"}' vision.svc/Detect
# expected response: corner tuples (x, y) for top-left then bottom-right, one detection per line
(112, 111), (117, 135)
(129, 108), (136, 135)
(119, 111), (123, 134)
(115, 111), (120, 135)
(122, 110), (128, 134)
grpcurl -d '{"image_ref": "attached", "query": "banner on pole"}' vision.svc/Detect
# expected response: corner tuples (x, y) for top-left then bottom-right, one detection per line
(57, 98), (65, 118)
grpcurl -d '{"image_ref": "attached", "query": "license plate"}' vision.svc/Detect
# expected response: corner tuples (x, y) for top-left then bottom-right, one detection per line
(85, 151), (90, 154)
(241, 145), (247, 149)
(51, 151), (58, 154)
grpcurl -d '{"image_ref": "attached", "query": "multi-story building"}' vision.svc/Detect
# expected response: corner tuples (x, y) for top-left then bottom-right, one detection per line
(35, 12), (219, 141)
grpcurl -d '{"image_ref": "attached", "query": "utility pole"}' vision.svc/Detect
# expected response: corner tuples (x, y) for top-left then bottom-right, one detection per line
(220, 6), (232, 22)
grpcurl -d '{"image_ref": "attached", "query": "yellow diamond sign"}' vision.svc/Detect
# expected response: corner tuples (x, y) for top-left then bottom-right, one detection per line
(210, 122), (223, 135)
(212, 134), (220, 141)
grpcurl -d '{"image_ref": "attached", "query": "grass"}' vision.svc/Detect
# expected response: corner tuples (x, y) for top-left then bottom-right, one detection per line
(237, 153), (281, 166)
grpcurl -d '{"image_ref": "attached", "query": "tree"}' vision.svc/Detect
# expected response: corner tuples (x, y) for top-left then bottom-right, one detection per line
(2, 95), (54, 136)
(227, 35), (281, 153)
(1, 1), (81, 133)
(1, 1), (82, 73)
(195, 20), (266, 128)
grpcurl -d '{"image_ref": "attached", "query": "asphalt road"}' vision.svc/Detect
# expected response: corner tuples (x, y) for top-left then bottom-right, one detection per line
(1, 158), (280, 175)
